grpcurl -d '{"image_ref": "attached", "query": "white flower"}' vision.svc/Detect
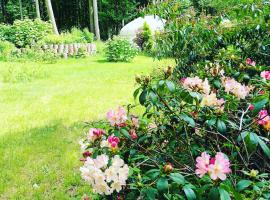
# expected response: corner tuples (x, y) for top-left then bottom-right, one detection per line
(79, 139), (89, 150)
(105, 166), (118, 182)
(100, 140), (109, 148)
(118, 164), (129, 184)
(111, 181), (122, 192)
(94, 181), (111, 195)
(94, 154), (109, 169)
(112, 155), (124, 168)
(80, 166), (94, 184)
(93, 170), (106, 183)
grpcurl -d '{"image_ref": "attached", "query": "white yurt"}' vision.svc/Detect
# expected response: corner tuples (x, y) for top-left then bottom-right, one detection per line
(119, 15), (166, 40)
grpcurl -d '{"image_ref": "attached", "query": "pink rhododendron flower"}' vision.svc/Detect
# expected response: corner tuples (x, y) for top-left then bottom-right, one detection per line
(258, 110), (270, 131)
(195, 152), (210, 178)
(195, 152), (231, 180)
(182, 76), (211, 95)
(129, 129), (138, 140)
(258, 110), (269, 125)
(222, 77), (252, 99)
(261, 71), (270, 80)
(208, 152), (231, 180)
(108, 136), (120, 148)
(107, 107), (127, 126)
(88, 128), (105, 142)
(246, 58), (256, 66)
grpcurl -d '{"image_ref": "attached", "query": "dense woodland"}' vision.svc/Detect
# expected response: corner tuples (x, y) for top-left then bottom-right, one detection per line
(0, 0), (151, 39)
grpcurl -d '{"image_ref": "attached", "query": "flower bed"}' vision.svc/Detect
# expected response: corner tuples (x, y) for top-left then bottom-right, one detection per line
(79, 62), (269, 199)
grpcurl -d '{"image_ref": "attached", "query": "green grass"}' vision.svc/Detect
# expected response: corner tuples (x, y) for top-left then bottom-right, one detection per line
(0, 54), (173, 199)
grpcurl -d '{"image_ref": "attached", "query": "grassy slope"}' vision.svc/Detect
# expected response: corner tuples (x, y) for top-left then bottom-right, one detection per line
(0, 54), (173, 199)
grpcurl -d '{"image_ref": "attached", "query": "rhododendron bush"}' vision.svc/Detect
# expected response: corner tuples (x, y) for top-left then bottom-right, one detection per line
(79, 62), (269, 198)
(79, 2), (269, 199)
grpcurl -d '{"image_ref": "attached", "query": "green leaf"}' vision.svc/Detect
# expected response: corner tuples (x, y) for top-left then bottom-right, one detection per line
(253, 98), (268, 113)
(141, 187), (158, 200)
(133, 88), (141, 99)
(209, 187), (219, 200)
(183, 185), (196, 200)
(157, 177), (169, 192)
(145, 169), (160, 179)
(169, 173), (185, 185)
(219, 188), (231, 200)
(121, 128), (131, 140)
(165, 80), (175, 92)
(206, 118), (216, 127)
(236, 180), (252, 191)
(139, 90), (147, 105)
(257, 137), (270, 158)
(217, 119), (226, 134)
(149, 91), (158, 104)
(180, 113), (195, 128)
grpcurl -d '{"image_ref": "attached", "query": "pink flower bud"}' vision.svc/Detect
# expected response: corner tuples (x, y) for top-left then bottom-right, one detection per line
(164, 163), (173, 173)
(129, 129), (138, 140)
(83, 151), (92, 158)
(249, 105), (255, 111)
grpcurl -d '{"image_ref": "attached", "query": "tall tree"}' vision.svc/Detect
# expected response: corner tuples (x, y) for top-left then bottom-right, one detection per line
(35, 0), (41, 19)
(19, 0), (23, 19)
(45, 0), (59, 35)
(88, 0), (94, 33)
(93, 0), (100, 40)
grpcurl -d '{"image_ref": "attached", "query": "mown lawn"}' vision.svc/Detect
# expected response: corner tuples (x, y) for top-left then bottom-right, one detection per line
(0, 54), (173, 199)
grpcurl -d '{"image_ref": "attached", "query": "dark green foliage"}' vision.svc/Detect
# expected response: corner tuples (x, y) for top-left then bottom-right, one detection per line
(105, 37), (138, 62)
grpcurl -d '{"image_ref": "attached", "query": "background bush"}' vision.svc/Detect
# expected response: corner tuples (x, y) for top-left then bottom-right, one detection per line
(42, 28), (94, 45)
(4, 19), (52, 48)
(134, 22), (153, 52)
(105, 36), (138, 62)
(0, 40), (16, 61)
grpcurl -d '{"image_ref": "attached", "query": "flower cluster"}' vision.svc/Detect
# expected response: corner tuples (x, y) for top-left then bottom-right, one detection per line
(221, 77), (252, 99)
(107, 106), (127, 126)
(80, 154), (129, 195)
(246, 58), (256, 66)
(258, 110), (270, 131)
(195, 152), (231, 180)
(87, 128), (105, 142)
(200, 93), (225, 110)
(261, 71), (270, 80)
(181, 76), (211, 95)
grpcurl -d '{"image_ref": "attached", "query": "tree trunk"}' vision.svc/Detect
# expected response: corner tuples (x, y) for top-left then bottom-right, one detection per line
(88, 0), (94, 33)
(35, 0), (41, 19)
(45, 0), (59, 35)
(92, 0), (100, 40)
(19, 0), (23, 19)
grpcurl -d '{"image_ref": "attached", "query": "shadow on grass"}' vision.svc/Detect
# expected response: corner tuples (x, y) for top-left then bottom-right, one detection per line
(0, 120), (96, 199)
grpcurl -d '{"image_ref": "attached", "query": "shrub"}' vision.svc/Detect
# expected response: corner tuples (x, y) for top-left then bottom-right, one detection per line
(42, 28), (94, 45)
(0, 24), (12, 41)
(134, 22), (153, 52)
(83, 28), (94, 43)
(105, 37), (138, 62)
(6, 19), (52, 47)
(79, 1), (270, 199)
(11, 47), (60, 64)
(0, 40), (16, 61)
